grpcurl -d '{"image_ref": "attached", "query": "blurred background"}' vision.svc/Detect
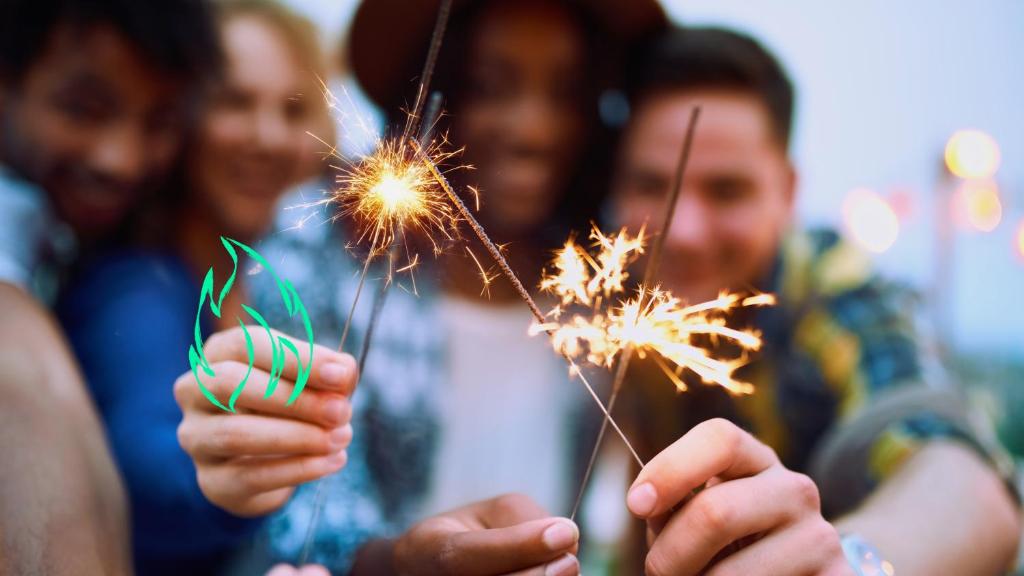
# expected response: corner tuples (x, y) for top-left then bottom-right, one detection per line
(283, 0), (1024, 452)
(275, 0), (1024, 570)
(284, 0), (1024, 351)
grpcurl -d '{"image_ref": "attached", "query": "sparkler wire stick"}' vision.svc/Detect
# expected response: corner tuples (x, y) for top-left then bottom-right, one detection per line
(410, 138), (644, 467)
(569, 107), (701, 520)
(299, 242), (395, 565)
(337, 254), (374, 353)
(299, 3), (452, 556)
(402, 0), (453, 144)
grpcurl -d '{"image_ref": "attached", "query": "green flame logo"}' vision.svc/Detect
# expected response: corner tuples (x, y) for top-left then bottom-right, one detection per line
(188, 237), (314, 412)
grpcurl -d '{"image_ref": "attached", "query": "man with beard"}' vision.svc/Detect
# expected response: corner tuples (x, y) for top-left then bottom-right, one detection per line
(610, 26), (1020, 575)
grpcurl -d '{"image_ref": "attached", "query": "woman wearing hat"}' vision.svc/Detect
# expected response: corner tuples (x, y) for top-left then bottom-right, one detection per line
(175, 0), (665, 574)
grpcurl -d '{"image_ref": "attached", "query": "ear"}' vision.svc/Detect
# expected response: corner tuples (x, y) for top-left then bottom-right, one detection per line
(782, 159), (798, 226)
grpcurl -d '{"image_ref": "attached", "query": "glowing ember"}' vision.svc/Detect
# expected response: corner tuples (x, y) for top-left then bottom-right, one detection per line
(333, 137), (461, 258)
(533, 224), (774, 395)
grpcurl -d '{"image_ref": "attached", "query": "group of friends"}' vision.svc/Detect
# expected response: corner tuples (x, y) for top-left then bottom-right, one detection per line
(1, 0), (1021, 575)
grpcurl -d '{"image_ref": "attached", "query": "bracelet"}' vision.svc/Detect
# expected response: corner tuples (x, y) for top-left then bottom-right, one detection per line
(840, 533), (894, 576)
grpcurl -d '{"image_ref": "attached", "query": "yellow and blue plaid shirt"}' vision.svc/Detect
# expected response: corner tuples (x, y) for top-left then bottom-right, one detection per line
(625, 228), (1009, 516)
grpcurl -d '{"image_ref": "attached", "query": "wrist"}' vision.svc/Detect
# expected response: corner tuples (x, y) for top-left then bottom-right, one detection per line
(840, 533), (894, 576)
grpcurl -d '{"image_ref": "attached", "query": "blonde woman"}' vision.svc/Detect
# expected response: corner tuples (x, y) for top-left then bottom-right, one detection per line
(57, 2), (349, 575)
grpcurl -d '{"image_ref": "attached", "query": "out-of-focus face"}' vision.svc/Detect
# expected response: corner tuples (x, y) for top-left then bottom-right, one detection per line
(0, 24), (189, 240)
(613, 90), (796, 304)
(189, 14), (315, 240)
(455, 0), (587, 238)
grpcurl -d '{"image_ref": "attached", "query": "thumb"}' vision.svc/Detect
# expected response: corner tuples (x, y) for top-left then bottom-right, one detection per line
(443, 518), (578, 575)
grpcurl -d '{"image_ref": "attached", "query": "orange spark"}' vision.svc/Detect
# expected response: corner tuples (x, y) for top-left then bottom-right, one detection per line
(533, 224), (774, 395)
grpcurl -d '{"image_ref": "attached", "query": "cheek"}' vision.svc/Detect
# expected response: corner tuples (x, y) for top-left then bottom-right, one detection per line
(145, 131), (183, 174)
(615, 197), (659, 233)
(556, 116), (586, 162)
(203, 112), (250, 155)
(456, 103), (499, 148)
(23, 101), (95, 164)
(716, 202), (784, 279)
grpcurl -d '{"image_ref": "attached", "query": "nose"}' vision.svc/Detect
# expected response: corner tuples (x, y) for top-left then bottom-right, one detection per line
(253, 105), (293, 153)
(506, 93), (560, 155)
(90, 123), (145, 184)
(666, 190), (712, 252)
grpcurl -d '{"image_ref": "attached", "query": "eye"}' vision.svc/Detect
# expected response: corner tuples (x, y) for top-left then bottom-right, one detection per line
(214, 85), (252, 111)
(283, 97), (308, 124)
(466, 64), (515, 102)
(52, 91), (115, 125)
(705, 176), (754, 204)
(624, 171), (668, 200)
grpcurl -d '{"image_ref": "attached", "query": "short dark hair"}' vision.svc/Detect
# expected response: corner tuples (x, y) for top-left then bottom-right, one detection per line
(626, 26), (795, 149)
(0, 0), (221, 87)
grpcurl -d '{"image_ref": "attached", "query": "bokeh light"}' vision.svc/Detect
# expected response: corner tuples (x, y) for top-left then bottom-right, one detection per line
(945, 129), (1001, 179)
(953, 180), (1003, 232)
(1016, 220), (1024, 260)
(843, 188), (900, 253)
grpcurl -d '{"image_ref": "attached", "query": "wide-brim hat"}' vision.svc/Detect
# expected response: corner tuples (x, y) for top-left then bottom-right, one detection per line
(346, 0), (667, 111)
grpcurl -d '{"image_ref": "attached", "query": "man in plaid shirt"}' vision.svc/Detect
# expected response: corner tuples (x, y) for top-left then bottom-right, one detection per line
(611, 26), (1020, 575)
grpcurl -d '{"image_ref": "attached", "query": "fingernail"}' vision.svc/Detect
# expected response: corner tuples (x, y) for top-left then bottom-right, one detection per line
(545, 554), (579, 576)
(319, 362), (349, 385)
(329, 425), (351, 449)
(326, 450), (347, 468)
(323, 398), (345, 424)
(542, 520), (578, 551)
(627, 482), (658, 516)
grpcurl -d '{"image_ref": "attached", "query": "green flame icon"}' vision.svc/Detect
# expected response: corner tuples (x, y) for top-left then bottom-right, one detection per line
(188, 237), (314, 412)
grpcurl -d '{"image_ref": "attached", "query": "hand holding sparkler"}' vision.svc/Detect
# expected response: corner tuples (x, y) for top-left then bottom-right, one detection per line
(391, 494), (580, 576)
(626, 419), (848, 576)
(173, 328), (356, 517)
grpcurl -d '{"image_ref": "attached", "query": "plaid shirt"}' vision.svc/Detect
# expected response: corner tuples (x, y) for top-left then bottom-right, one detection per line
(625, 228), (1012, 517)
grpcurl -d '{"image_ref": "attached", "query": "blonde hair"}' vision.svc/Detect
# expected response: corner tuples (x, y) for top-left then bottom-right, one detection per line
(214, 0), (334, 170)
(215, 0), (326, 81)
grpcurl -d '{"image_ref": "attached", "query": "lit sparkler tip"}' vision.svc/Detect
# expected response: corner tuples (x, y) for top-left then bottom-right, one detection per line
(742, 293), (777, 307)
(535, 224), (774, 398)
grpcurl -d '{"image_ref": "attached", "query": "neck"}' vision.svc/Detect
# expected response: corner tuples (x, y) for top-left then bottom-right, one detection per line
(442, 231), (546, 307)
(178, 204), (248, 331)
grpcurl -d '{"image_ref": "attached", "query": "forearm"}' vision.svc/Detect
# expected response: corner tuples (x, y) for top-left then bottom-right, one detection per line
(0, 286), (131, 574)
(835, 440), (1020, 576)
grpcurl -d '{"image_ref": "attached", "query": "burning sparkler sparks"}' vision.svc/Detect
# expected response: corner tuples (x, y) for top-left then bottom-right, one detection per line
(300, 0), (457, 563)
(327, 135), (462, 259)
(533, 225), (775, 396)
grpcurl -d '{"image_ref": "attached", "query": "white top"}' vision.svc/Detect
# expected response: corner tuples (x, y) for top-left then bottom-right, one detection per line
(419, 293), (575, 517)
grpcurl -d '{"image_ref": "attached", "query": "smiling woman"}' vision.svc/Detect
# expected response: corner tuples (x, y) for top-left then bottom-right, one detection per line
(54, 2), (334, 575)
(187, 0), (329, 243)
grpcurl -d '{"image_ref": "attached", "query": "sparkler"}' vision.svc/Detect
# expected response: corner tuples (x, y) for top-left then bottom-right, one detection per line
(298, 0), (455, 563)
(568, 106), (699, 518)
(410, 138), (645, 467)
(542, 226), (776, 519)
(535, 241), (774, 395)
(546, 108), (776, 520)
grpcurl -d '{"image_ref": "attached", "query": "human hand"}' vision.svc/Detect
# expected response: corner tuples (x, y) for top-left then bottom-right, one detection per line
(393, 493), (580, 576)
(175, 326), (356, 516)
(628, 419), (852, 576)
